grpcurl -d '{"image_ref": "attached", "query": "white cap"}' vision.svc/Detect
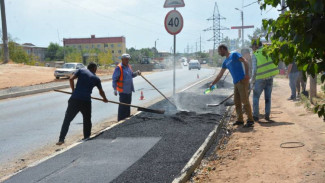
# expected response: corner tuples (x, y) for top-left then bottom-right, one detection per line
(121, 53), (131, 59)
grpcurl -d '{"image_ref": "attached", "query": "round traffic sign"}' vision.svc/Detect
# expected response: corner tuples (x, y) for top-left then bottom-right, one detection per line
(164, 10), (183, 35)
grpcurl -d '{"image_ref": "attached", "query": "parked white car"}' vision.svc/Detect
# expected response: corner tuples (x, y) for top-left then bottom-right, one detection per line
(54, 63), (85, 79)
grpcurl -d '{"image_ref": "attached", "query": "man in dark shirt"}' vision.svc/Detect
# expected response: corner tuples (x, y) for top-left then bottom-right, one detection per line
(56, 62), (108, 145)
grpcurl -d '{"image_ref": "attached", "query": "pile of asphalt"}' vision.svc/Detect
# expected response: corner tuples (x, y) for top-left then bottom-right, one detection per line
(97, 92), (226, 183)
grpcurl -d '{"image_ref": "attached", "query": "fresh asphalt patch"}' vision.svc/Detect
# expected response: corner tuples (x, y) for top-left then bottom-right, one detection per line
(4, 78), (233, 183)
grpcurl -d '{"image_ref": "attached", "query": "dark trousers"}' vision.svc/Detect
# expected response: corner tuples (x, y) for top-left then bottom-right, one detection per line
(59, 98), (92, 142)
(118, 93), (132, 121)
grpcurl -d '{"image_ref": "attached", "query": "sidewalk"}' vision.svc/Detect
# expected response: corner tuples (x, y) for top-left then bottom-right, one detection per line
(190, 77), (325, 183)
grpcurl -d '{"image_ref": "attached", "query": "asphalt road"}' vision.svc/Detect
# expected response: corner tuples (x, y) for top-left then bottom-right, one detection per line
(0, 67), (216, 166)
(3, 74), (234, 183)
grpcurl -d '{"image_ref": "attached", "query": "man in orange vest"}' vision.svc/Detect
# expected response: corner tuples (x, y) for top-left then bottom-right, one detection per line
(112, 53), (141, 121)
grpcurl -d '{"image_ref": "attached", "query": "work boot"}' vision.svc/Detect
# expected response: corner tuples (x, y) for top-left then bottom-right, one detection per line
(56, 141), (64, 146)
(253, 116), (259, 122)
(243, 121), (254, 128)
(265, 116), (270, 121)
(233, 121), (244, 126)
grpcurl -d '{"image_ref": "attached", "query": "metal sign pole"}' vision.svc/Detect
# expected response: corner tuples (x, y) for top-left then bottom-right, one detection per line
(173, 34), (176, 96)
(173, 7), (176, 96)
(164, 4), (183, 96)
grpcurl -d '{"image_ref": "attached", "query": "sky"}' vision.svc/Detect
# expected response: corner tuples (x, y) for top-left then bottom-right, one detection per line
(4, 0), (280, 53)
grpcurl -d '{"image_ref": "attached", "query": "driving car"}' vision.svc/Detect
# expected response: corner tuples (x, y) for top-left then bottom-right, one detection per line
(188, 60), (201, 70)
(54, 63), (85, 79)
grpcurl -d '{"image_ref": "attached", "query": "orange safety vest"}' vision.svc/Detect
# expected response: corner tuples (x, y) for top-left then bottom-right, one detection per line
(116, 63), (132, 93)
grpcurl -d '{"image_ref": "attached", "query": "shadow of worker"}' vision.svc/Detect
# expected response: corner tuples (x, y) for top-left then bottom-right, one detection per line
(258, 121), (295, 127)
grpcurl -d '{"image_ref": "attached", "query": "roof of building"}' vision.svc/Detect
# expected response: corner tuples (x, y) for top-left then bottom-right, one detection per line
(22, 43), (36, 46)
(63, 35), (125, 45)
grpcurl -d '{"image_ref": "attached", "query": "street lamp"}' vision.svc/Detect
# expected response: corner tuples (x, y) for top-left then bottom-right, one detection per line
(235, 8), (244, 48)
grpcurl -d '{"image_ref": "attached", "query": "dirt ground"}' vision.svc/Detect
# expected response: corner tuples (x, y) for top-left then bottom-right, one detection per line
(0, 63), (114, 89)
(191, 77), (325, 183)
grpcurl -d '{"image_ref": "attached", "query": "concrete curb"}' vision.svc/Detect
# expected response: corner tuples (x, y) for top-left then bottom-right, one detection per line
(0, 78), (111, 100)
(172, 105), (234, 183)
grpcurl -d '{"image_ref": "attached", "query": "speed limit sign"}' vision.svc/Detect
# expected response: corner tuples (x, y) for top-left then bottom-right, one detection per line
(164, 10), (183, 35)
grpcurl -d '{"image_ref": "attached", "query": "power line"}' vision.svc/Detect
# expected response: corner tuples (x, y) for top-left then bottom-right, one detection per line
(243, 1), (259, 8)
(203, 2), (229, 57)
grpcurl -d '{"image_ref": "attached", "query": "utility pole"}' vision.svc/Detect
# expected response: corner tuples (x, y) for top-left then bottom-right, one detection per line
(235, 8), (244, 47)
(187, 43), (189, 54)
(154, 38), (159, 59)
(200, 35), (202, 52)
(241, 10), (244, 47)
(1, 0), (9, 64)
(281, 0), (286, 14)
(203, 2), (228, 57)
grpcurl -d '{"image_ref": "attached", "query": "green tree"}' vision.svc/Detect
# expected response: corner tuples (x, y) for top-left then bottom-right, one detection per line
(221, 36), (241, 50)
(260, 0), (325, 119)
(45, 43), (63, 61)
(65, 51), (82, 63)
(247, 26), (267, 40)
(98, 51), (113, 67)
(8, 41), (29, 63)
(197, 52), (209, 60)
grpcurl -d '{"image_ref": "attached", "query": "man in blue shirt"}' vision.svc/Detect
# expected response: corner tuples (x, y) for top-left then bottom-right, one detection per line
(56, 62), (108, 145)
(112, 54), (141, 121)
(210, 45), (254, 127)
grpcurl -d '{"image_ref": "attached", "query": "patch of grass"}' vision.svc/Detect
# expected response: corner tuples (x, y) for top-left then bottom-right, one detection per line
(297, 94), (313, 111)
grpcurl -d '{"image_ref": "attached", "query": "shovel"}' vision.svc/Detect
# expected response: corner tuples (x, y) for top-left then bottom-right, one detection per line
(54, 89), (165, 114)
(206, 93), (234, 107)
(139, 74), (177, 108)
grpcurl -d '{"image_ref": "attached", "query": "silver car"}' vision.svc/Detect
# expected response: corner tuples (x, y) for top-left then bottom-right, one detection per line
(54, 63), (85, 79)
(188, 60), (201, 70)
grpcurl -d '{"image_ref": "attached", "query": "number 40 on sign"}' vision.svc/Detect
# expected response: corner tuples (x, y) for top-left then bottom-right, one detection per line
(164, 10), (184, 35)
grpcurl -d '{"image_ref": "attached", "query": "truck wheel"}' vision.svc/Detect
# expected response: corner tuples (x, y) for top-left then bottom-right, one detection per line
(56, 77), (59, 79)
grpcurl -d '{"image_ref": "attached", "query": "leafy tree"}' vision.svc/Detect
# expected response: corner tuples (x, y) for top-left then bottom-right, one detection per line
(127, 47), (155, 63)
(260, 0), (325, 120)
(221, 36), (241, 50)
(65, 51), (82, 63)
(8, 41), (29, 63)
(45, 43), (63, 61)
(98, 51), (113, 67)
(197, 52), (209, 60)
(248, 26), (267, 40)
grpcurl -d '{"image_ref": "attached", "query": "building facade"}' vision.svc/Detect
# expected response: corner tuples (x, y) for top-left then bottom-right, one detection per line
(21, 43), (47, 61)
(63, 35), (126, 62)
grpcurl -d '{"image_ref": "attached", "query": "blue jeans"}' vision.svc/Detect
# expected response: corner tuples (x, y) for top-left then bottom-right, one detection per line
(289, 72), (299, 99)
(253, 78), (273, 119)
